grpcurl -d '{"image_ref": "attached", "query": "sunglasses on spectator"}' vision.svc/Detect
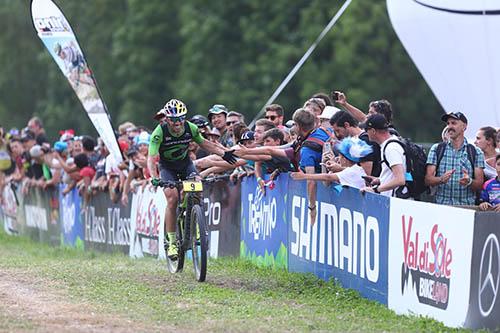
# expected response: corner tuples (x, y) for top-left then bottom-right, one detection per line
(167, 115), (186, 123)
(265, 115), (278, 121)
(72, 136), (83, 141)
(226, 121), (238, 126)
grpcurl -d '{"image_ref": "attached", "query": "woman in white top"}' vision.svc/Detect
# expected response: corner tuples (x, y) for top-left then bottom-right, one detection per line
(475, 126), (497, 179)
(290, 137), (372, 189)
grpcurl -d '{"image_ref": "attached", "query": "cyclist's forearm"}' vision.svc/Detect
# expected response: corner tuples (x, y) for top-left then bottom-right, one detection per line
(148, 155), (159, 178)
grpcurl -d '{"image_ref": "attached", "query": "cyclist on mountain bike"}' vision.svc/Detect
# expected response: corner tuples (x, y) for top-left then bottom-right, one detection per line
(147, 99), (237, 259)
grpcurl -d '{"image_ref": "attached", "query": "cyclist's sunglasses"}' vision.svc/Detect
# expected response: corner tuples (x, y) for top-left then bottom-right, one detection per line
(167, 115), (186, 123)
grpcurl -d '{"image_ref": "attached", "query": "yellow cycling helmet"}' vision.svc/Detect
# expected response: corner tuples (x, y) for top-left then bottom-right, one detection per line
(162, 99), (188, 118)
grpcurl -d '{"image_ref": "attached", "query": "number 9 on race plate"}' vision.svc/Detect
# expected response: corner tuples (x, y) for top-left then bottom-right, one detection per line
(183, 181), (203, 192)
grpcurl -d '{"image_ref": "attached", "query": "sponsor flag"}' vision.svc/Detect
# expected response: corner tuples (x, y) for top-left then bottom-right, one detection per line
(31, 0), (122, 162)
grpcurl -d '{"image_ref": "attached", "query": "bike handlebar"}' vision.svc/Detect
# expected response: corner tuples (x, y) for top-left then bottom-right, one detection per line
(154, 174), (231, 188)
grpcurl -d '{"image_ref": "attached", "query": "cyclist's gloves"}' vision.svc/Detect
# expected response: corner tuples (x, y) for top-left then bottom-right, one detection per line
(222, 150), (237, 165)
(151, 178), (161, 187)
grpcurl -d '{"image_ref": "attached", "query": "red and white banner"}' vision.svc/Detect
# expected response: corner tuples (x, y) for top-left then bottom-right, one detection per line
(129, 186), (166, 259)
(31, 0), (122, 162)
(388, 198), (475, 327)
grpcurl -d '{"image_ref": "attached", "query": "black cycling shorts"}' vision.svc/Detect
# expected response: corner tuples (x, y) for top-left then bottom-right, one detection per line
(159, 159), (198, 182)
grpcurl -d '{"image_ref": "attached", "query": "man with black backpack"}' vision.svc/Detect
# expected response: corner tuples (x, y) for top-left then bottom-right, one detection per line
(425, 112), (485, 206)
(360, 114), (410, 198)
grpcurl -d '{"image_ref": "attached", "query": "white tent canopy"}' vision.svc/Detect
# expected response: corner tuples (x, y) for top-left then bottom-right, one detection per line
(387, 0), (500, 136)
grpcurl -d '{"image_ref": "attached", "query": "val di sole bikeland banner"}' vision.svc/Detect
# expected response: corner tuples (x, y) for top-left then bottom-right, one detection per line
(388, 198), (475, 327)
(30, 0), (122, 163)
(59, 185), (84, 249)
(203, 179), (241, 258)
(23, 187), (60, 246)
(84, 192), (131, 254)
(287, 182), (390, 304)
(465, 212), (500, 330)
(129, 186), (166, 259)
(240, 175), (288, 269)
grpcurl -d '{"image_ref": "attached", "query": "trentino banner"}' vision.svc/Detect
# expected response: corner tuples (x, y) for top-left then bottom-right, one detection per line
(30, 0), (122, 163)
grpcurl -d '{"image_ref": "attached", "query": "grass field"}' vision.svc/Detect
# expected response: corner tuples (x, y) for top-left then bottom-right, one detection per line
(0, 231), (465, 332)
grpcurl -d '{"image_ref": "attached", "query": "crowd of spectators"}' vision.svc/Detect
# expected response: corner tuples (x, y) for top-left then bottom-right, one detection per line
(0, 91), (499, 218)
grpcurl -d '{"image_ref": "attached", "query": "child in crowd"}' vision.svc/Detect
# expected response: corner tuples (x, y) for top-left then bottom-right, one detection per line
(479, 154), (500, 211)
(290, 137), (372, 189)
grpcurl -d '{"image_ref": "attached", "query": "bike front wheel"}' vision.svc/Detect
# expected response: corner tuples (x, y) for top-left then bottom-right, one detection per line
(190, 203), (208, 282)
(166, 215), (185, 273)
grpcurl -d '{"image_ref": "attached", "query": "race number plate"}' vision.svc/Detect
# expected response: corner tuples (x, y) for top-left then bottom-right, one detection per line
(183, 181), (203, 192)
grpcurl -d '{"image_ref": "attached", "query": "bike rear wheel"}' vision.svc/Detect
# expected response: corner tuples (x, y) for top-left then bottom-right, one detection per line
(190, 203), (208, 282)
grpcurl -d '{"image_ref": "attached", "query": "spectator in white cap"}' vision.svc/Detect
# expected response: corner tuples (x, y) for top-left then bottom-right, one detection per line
(319, 106), (340, 131)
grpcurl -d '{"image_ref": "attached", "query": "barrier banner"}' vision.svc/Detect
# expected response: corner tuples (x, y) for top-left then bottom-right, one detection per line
(129, 186), (166, 259)
(23, 187), (60, 246)
(465, 212), (500, 330)
(203, 179), (241, 258)
(288, 183), (389, 304)
(59, 185), (83, 248)
(240, 175), (288, 269)
(1, 183), (20, 235)
(84, 192), (131, 253)
(388, 199), (475, 327)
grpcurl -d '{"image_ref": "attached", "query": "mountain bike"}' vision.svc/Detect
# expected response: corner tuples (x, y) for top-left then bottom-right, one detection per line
(158, 178), (208, 282)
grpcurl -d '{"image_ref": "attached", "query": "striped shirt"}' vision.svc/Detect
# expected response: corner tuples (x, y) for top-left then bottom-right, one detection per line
(427, 139), (485, 205)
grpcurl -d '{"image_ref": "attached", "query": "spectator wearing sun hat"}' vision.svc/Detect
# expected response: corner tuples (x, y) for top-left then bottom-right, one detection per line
(208, 104), (233, 147)
(134, 131), (151, 157)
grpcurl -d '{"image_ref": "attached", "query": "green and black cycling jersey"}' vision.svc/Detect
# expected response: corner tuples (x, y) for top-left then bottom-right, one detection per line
(148, 121), (203, 169)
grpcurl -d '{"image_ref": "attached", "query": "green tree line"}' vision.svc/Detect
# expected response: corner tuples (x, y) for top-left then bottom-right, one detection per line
(0, 0), (443, 142)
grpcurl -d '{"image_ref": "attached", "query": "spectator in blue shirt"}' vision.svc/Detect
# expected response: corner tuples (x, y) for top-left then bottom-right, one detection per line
(293, 108), (330, 224)
(479, 154), (500, 211)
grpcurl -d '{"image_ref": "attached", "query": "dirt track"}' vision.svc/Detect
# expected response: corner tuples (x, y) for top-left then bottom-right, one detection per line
(0, 269), (158, 333)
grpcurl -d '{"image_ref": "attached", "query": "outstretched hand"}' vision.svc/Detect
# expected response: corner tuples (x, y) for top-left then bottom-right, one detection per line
(222, 150), (238, 164)
(290, 171), (306, 180)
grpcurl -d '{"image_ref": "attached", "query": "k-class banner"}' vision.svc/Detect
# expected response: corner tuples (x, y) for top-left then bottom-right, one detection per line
(31, 0), (122, 163)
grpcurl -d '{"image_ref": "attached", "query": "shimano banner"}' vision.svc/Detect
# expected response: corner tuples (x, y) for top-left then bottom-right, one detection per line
(31, 0), (122, 162)
(240, 175), (288, 269)
(288, 183), (389, 304)
(465, 212), (500, 330)
(388, 199), (475, 327)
